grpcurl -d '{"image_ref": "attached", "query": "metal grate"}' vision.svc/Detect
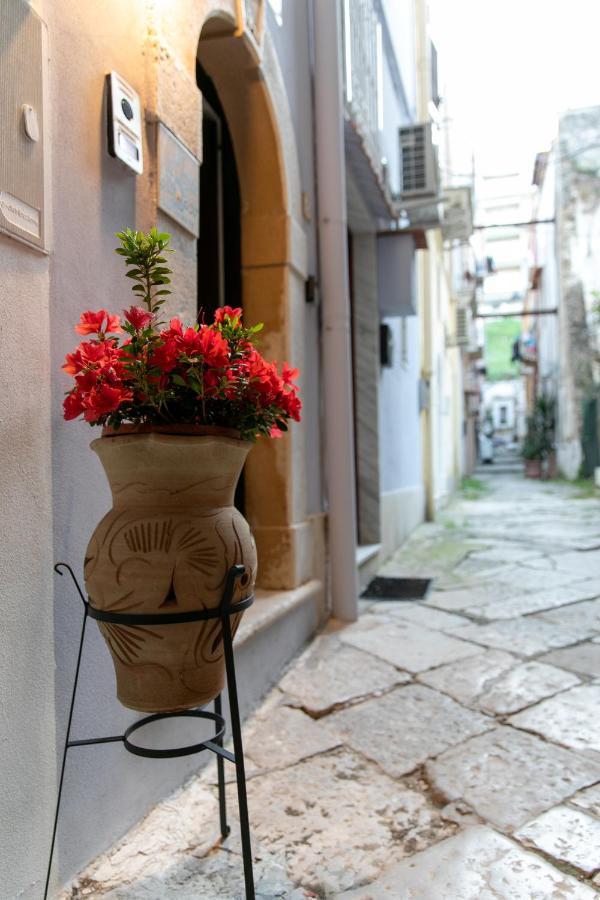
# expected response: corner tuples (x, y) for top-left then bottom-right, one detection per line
(361, 576), (432, 601)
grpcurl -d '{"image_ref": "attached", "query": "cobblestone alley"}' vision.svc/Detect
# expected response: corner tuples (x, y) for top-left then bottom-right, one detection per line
(66, 468), (600, 899)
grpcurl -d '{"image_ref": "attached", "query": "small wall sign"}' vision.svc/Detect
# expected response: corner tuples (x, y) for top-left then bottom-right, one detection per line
(157, 124), (200, 238)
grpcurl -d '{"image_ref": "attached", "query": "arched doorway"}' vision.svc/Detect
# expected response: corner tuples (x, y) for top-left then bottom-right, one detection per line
(195, 12), (311, 590)
(196, 60), (241, 321)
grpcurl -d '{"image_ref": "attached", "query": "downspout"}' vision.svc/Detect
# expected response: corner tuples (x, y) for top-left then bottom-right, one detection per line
(312, 0), (359, 621)
(415, 0), (435, 519)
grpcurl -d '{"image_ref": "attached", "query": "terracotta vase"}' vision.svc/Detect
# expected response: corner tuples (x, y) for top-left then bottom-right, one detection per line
(84, 430), (257, 713)
(524, 458), (542, 479)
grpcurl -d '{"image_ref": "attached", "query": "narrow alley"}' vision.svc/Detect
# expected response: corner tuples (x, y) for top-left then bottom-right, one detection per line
(66, 466), (600, 898)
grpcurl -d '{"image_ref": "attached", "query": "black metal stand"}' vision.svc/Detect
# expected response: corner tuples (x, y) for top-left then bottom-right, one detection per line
(44, 563), (255, 900)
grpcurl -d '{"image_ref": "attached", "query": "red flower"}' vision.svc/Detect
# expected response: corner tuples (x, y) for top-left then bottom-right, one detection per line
(160, 317), (184, 341)
(281, 391), (302, 422)
(281, 363), (299, 388)
(214, 306), (243, 325)
(75, 309), (122, 336)
(179, 327), (204, 357)
(197, 327), (229, 367)
(123, 306), (153, 330)
(150, 339), (179, 373)
(82, 384), (132, 422)
(269, 425), (284, 438)
(62, 340), (125, 377)
(63, 391), (86, 420)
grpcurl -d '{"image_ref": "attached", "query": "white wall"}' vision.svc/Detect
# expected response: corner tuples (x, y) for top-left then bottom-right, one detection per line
(379, 315), (423, 493)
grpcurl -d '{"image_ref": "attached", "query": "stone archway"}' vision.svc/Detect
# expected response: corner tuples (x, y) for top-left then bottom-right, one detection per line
(151, 2), (311, 589)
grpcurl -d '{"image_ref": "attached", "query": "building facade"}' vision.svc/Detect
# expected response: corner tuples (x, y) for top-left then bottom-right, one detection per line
(531, 107), (600, 478)
(0, 1), (469, 895)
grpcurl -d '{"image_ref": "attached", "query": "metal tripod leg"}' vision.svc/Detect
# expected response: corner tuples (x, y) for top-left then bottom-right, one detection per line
(44, 593), (89, 900)
(214, 693), (230, 840)
(221, 604), (255, 900)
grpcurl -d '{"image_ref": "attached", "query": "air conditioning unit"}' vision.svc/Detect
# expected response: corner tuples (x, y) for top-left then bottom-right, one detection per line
(455, 307), (470, 347)
(399, 123), (440, 200)
(442, 187), (474, 244)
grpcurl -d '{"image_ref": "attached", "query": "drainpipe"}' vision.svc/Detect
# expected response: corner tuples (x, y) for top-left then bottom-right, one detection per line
(313, 0), (359, 621)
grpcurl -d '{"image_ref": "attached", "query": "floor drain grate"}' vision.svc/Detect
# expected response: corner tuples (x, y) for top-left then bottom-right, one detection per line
(360, 576), (432, 601)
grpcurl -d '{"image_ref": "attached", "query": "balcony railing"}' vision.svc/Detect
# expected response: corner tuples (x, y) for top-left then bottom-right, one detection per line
(341, 0), (381, 175)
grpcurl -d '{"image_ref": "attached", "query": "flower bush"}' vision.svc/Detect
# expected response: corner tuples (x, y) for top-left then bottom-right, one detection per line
(62, 228), (301, 439)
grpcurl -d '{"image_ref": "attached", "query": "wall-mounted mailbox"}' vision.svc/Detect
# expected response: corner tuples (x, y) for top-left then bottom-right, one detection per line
(0, 0), (47, 252)
(377, 232), (418, 317)
(106, 72), (144, 174)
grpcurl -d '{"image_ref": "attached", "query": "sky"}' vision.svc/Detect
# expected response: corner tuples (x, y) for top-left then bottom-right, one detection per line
(429, 0), (600, 181)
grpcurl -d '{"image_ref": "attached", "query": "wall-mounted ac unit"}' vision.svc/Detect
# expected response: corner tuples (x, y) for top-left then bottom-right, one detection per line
(455, 307), (470, 347)
(399, 122), (439, 200)
(442, 187), (473, 244)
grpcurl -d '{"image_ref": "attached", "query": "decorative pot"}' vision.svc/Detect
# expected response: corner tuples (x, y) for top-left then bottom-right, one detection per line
(84, 431), (257, 713)
(524, 458), (542, 479)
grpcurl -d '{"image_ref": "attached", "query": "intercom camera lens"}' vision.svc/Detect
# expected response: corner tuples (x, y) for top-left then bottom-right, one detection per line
(121, 98), (134, 121)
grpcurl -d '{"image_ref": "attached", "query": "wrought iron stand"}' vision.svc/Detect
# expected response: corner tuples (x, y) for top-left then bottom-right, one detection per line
(44, 563), (255, 900)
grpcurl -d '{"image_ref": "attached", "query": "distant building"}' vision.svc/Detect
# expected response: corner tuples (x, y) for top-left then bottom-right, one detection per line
(531, 106), (600, 478)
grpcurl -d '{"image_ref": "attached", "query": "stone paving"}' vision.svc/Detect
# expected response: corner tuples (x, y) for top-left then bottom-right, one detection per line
(63, 471), (600, 899)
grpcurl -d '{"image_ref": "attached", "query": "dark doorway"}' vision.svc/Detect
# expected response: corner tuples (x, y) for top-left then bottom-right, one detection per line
(196, 61), (244, 511)
(196, 61), (242, 321)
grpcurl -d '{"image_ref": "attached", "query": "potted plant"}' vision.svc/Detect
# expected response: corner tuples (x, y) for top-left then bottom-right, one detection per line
(535, 393), (556, 479)
(522, 420), (544, 478)
(62, 228), (301, 712)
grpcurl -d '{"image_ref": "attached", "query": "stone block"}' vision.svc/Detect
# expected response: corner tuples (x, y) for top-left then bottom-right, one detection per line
(541, 641), (600, 678)
(336, 825), (598, 899)
(516, 805), (600, 875)
(339, 619), (480, 673)
(451, 617), (592, 656)
(419, 652), (579, 715)
(325, 685), (492, 777)
(243, 748), (455, 896)
(508, 684), (600, 752)
(426, 727), (600, 830)
(279, 635), (409, 716)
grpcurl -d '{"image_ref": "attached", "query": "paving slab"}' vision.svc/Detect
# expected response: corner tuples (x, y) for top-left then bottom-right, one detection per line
(243, 706), (342, 772)
(541, 642), (600, 678)
(451, 616), (592, 656)
(368, 602), (469, 631)
(278, 636), (409, 717)
(516, 804), (600, 875)
(325, 684), (492, 777)
(469, 544), (545, 563)
(491, 563), (580, 593)
(419, 651), (580, 714)
(538, 597), (600, 635)
(339, 619), (480, 672)
(475, 661), (580, 714)
(426, 726), (600, 830)
(424, 584), (507, 611)
(242, 748), (456, 897)
(418, 649), (516, 704)
(508, 684), (600, 753)
(335, 825), (598, 899)
(548, 549), (600, 579)
(464, 581), (600, 620)
(569, 783), (600, 818)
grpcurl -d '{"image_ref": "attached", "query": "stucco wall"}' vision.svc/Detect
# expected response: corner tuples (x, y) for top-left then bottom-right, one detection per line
(0, 231), (56, 899)
(0, 3), (56, 895)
